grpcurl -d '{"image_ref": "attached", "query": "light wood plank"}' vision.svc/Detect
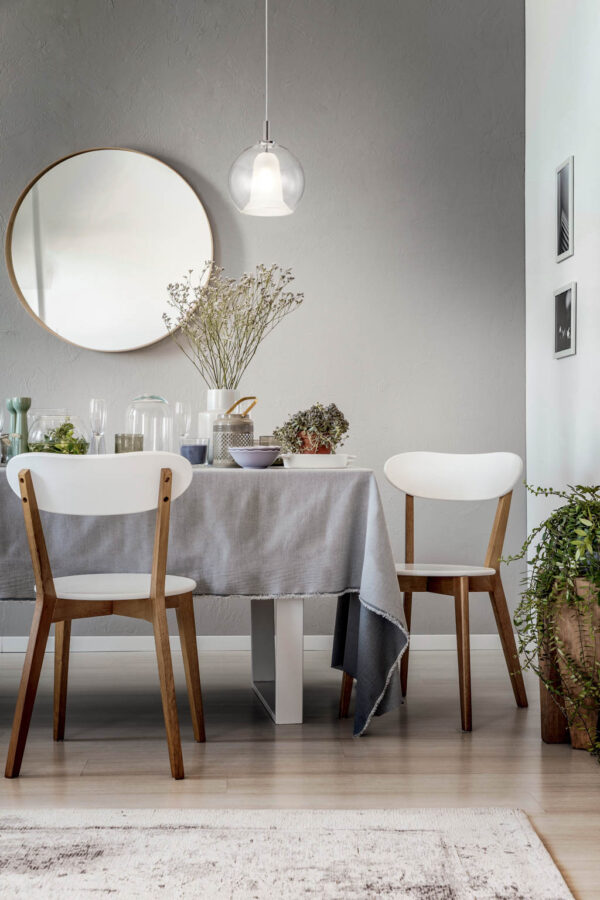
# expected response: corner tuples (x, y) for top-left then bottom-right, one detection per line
(0, 649), (598, 899)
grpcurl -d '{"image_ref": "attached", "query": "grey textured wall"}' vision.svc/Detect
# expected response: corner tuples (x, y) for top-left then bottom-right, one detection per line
(0, 0), (525, 638)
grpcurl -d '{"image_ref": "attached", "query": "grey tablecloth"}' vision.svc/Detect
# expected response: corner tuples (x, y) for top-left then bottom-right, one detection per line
(0, 467), (408, 735)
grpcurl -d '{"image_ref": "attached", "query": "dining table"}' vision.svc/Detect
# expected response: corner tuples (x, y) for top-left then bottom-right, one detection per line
(0, 464), (408, 735)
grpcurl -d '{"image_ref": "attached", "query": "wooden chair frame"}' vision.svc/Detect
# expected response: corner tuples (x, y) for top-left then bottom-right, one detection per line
(340, 490), (528, 730)
(5, 466), (205, 780)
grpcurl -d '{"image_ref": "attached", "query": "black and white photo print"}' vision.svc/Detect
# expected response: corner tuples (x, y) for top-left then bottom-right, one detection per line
(556, 157), (574, 261)
(554, 283), (576, 358)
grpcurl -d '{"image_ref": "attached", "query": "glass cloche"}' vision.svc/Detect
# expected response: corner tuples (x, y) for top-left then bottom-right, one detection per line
(28, 410), (91, 454)
(126, 394), (173, 452)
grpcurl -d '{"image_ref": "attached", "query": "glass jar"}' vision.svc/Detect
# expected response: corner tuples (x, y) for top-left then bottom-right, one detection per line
(28, 410), (91, 455)
(125, 394), (173, 452)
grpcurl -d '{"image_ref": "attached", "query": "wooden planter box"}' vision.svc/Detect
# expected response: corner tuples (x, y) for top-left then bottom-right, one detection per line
(540, 578), (600, 750)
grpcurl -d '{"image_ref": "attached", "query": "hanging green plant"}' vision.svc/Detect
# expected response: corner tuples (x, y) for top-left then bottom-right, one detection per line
(505, 484), (600, 760)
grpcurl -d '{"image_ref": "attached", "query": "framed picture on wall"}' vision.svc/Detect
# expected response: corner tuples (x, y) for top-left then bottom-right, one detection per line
(554, 282), (576, 358)
(556, 156), (574, 261)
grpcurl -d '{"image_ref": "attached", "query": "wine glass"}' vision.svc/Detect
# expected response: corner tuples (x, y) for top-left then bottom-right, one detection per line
(89, 398), (107, 455)
(0, 407), (5, 464)
(175, 401), (192, 447)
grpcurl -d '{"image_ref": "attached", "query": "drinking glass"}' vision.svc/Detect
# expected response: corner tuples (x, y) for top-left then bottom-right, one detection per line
(174, 400), (192, 446)
(89, 398), (107, 455)
(115, 433), (143, 453)
(179, 437), (208, 466)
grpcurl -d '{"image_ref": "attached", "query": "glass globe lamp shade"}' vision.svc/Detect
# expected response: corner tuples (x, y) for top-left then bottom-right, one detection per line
(229, 141), (305, 216)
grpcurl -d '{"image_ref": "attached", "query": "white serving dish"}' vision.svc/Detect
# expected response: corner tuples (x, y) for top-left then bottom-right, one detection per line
(281, 453), (356, 469)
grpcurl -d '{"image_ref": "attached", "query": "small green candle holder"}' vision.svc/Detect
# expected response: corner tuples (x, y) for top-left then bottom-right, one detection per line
(11, 397), (31, 457)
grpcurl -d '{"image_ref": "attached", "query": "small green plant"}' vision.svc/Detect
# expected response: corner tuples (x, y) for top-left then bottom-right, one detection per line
(29, 420), (89, 455)
(273, 403), (349, 453)
(505, 484), (600, 760)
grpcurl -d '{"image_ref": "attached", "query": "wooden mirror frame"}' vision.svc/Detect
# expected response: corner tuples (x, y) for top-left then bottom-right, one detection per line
(5, 147), (213, 353)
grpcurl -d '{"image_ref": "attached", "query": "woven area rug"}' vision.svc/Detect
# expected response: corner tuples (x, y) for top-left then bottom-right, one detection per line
(0, 808), (572, 899)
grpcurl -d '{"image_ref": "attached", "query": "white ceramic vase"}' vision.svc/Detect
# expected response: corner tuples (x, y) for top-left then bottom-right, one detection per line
(205, 389), (240, 412)
(198, 389), (241, 463)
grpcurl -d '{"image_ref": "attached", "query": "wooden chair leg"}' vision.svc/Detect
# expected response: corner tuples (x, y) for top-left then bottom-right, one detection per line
(339, 671), (354, 718)
(53, 620), (71, 741)
(489, 576), (528, 708)
(400, 591), (412, 696)
(454, 577), (472, 732)
(152, 603), (184, 779)
(5, 599), (54, 778)
(175, 595), (206, 743)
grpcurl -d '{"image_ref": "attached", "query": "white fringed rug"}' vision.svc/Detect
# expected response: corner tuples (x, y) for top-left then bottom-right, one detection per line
(0, 808), (572, 899)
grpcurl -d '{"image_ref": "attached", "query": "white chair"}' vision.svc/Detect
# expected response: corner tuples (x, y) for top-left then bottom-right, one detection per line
(5, 452), (204, 780)
(339, 451), (528, 731)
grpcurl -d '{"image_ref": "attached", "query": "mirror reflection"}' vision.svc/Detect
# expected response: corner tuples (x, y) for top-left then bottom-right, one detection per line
(6, 148), (213, 352)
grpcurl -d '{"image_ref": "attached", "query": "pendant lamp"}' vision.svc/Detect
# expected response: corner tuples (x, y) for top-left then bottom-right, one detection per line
(229, 0), (304, 216)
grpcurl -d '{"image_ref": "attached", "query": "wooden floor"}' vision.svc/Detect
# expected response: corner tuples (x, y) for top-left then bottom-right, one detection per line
(1, 647), (599, 898)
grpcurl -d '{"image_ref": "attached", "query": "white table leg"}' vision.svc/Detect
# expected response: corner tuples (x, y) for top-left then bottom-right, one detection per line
(251, 597), (304, 724)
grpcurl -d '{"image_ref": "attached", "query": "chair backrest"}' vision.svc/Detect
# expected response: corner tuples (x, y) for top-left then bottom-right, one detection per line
(6, 451), (193, 516)
(384, 451), (523, 502)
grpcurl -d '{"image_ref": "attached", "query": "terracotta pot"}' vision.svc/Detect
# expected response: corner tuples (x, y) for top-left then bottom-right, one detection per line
(297, 431), (332, 454)
(555, 578), (600, 750)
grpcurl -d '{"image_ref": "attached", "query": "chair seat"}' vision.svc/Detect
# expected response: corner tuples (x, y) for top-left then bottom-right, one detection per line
(396, 562), (496, 578)
(42, 573), (197, 601)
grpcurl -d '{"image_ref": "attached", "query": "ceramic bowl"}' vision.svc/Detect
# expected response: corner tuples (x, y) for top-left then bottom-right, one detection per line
(228, 446), (281, 469)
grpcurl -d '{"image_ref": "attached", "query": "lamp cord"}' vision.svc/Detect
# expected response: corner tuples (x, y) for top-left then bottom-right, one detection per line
(264, 0), (269, 133)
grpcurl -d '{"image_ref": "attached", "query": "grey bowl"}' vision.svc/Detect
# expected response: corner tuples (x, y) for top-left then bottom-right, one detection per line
(228, 446), (281, 469)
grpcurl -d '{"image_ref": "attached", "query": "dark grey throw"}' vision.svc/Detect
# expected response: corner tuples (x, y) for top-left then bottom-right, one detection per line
(0, 466), (408, 735)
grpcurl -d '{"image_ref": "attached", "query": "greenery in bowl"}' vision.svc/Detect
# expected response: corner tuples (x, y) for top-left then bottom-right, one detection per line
(273, 403), (349, 454)
(506, 483), (600, 759)
(29, 420), (89, 455)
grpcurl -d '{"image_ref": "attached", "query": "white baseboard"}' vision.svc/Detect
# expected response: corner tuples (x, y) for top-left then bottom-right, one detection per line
(0, 634), (508, 653)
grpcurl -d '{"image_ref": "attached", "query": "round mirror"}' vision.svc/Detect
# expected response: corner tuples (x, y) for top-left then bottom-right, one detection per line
(6, 148), (213, 352)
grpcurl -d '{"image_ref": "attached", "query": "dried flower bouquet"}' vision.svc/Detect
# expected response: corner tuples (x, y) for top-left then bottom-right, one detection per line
(164, 263), (304, 390)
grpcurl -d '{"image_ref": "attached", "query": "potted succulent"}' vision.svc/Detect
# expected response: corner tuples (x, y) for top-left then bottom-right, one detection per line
(506, 484), (600, 758)
(273, 403), (349, 454)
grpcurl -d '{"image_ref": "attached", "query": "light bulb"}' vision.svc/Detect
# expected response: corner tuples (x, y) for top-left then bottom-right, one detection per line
(243, 150), (291, 216)
(229, 141), (305, 216)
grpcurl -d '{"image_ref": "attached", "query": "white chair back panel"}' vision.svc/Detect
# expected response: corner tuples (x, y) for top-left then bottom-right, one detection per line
(6, 452), (192, 515)
(384, 451), (523, 501)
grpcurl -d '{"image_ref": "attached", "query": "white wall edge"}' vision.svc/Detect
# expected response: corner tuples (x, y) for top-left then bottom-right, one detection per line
(0, 634), (509, 653)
